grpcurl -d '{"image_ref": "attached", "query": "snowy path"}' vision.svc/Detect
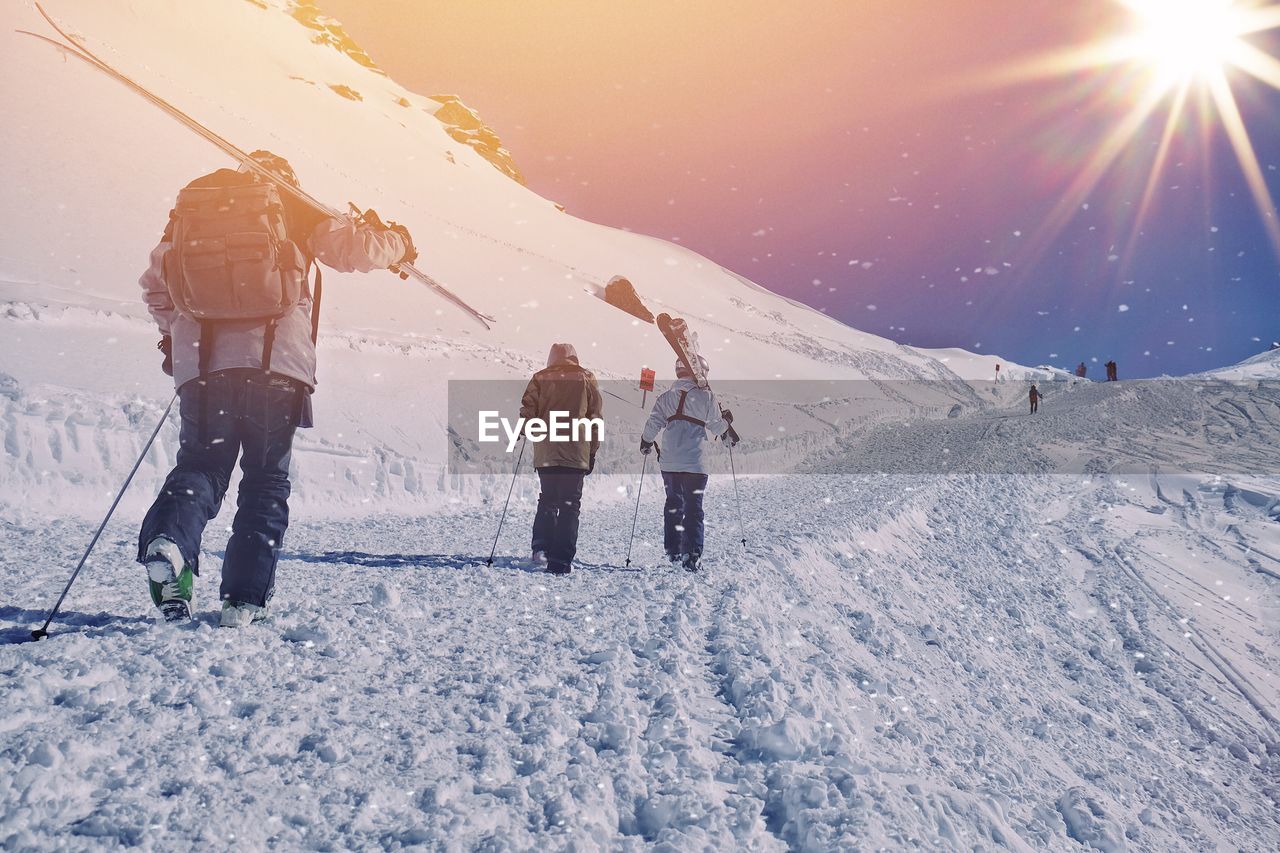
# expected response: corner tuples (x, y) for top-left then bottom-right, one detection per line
(4, 457), (1278, 848)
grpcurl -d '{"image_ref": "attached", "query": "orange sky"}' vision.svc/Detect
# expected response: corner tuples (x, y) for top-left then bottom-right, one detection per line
(320, 0), (1096, 232)
(317, 2), (1280, 377)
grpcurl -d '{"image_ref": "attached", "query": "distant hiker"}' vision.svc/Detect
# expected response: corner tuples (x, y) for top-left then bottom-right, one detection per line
(1075, 362), (1087, 379)
(520, 343), (603, 576)
(1105, 360), (1117, 381)
(1029, 384), (1041, 414)
(640, 356), (734, 571)
(138, 150), (416, 626)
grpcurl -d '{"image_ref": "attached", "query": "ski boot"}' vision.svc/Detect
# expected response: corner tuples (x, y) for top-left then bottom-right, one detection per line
(683, 554), (701, 572)
(530, 550), (549, 570)
(220, 600), (268, 628)
(143, 537), (194, 622)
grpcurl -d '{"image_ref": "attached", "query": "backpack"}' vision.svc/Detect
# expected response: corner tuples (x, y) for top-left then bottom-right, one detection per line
(163, 168), (305, 322)
(162, 168), (317, 375)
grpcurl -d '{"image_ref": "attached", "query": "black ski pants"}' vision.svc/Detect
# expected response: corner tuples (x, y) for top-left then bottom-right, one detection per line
(663, 472), (709, 559)
(138, 369), (304, 607)
(532, 465), (586, 571)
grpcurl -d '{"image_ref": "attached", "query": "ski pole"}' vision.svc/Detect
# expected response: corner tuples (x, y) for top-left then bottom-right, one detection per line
(727, 442), (747, 549)
(486, 438), (526, 567)
(623, 452), (650, 568)
(31, 393), (177, 641)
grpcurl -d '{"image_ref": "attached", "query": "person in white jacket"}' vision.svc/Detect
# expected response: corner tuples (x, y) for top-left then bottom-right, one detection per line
(137, 150), (414, 627)
(640, 356), (735, 570)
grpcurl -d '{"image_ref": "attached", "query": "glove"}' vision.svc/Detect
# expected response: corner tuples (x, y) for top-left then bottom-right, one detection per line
(720, 408), (734, 424)
(349, 204), (418, 271)
(386, 222), (418, 267)
(640, 439), (654, 455)
(586, 451), (596, 476)
(723, 424), (740, 447)
(157, 336), (173, 377)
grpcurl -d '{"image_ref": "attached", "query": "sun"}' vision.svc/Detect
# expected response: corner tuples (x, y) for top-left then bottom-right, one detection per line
(982, 0), (1280, 263)
(1123, 0), (1251, 90)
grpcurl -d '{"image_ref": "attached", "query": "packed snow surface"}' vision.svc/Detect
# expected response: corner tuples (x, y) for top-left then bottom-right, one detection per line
(1, 0), (1278, 850)
(2, 408), (1279, 848)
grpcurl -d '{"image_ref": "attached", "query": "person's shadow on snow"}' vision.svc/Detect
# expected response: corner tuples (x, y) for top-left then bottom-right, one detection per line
(0, 606), (153, 644)
(279, 551), (639, 574)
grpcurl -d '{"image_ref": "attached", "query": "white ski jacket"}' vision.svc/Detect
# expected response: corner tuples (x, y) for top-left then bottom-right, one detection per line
(641, 379), (729, 474)
(140, 214), (408, 391)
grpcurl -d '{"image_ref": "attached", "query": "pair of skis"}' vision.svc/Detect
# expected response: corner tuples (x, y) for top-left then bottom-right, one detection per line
(18, 2), (495, 330)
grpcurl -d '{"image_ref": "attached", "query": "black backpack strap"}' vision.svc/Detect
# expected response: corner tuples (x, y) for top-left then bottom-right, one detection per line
(196, 321), (215, 444)
(667, 389), (707, 428)
(262, 318), (278, 374)
(310, 263), (322, 344)
(197, 320), (213, 378)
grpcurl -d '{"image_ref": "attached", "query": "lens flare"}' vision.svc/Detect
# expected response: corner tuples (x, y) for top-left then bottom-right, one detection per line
(982, 0), (1280, 265)
(1125, 0), (1248, 89)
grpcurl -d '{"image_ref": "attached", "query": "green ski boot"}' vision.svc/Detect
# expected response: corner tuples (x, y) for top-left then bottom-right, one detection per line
(143, 537), (194, 622)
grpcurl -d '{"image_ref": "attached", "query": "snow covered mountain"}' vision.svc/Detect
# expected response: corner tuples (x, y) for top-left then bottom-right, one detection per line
(1, 0), (1020, 515)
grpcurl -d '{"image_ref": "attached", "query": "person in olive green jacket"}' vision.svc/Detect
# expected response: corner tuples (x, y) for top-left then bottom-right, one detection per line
(519, 343), (603, 574)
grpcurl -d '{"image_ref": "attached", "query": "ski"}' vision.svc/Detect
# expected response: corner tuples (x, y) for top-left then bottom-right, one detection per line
(656, 312), (708, 388)
(21, 2), (496, 330)
(655, 312), (740, 445)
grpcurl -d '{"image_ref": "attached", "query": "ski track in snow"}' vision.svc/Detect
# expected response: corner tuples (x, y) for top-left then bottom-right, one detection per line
(3, 386), (1279, 849)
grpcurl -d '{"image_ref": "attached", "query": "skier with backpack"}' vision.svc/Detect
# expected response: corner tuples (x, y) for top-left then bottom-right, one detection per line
(137, 150), (416, 626)
(519, 343), (603, 576)
(640, 356), (735, 571)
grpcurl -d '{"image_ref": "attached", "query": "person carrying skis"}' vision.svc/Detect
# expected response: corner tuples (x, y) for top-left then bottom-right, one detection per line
(519, 343), (603, 575)
(1029, 383), (1041, 414)
(640, 356), (734, 571)
(137, 150), (416, 626)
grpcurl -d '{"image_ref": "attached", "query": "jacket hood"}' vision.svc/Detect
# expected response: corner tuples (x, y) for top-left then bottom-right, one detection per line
(546, 342), (580, 367)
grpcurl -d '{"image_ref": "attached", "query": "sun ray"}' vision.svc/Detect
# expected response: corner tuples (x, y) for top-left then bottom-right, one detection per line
(1205, 67), (1280, 256)
(982, 0), (1280, 274)
(972, 41), (1138, 89)
(1015, 85), (1170, 264)
(1118, 79), (1194, 274)
(1229, 39), (1280, 88)
(1235, 5), (1280, 35)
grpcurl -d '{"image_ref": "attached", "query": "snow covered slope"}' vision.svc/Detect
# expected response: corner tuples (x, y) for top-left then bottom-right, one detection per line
(0, 0), (1022, 515)
(2, 379), (1277, 849)
(1200, 346), (1280, 380)
(2, 0), (954, 381)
